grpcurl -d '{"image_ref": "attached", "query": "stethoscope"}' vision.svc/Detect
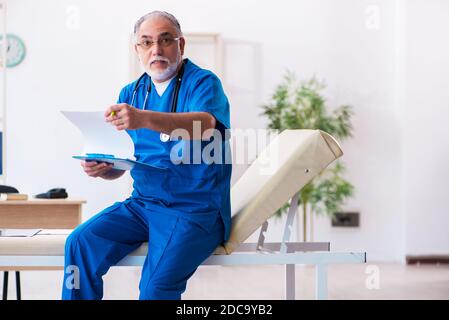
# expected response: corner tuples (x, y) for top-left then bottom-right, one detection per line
(130, 60), (185, 142)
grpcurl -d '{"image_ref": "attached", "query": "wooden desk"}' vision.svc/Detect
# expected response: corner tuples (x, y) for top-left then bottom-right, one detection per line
(0, 199), (85, 229)
(0, 199), (85, 299)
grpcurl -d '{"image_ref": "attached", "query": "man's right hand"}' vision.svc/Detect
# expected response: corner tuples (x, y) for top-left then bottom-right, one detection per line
(81, 161), (125, 180)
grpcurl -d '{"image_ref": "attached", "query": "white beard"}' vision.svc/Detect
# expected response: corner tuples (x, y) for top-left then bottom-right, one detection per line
(144, 52), (181, 82)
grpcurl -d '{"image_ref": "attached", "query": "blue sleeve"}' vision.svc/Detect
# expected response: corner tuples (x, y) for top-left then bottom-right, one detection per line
(117, 87), (127, 104)
(188, 73), (231, 129)
(117, 83), (133, 104)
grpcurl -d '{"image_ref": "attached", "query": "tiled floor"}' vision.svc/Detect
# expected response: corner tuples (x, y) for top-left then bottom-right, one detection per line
(2, 263), (448, 300)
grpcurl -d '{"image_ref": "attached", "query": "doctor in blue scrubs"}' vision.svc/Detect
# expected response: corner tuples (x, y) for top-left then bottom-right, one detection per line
(62, 11), (232, 300)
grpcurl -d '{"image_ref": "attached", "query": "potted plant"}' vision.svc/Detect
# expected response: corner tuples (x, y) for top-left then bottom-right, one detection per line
(261, 71), (355, 242)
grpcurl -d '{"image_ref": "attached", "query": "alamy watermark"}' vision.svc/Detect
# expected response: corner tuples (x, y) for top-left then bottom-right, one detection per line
(166, 121), (280, 175)
(365, 264), (380, 290)
(65, 265), (80, 290)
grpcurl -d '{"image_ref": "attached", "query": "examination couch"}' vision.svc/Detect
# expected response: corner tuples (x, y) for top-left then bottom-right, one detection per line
(0, 130), (366, 300)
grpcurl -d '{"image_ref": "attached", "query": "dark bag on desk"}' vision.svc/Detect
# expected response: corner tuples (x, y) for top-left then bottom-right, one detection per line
(0, 185), (19, 193)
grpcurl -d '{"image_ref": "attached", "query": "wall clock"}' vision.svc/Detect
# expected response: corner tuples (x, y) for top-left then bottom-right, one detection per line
(0, 34), (26, 68)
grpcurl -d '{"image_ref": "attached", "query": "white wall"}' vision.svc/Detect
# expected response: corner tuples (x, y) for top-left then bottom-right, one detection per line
(403, 0), (449, 256)
(2, 0), (448, 262)
(3, 0), (136, 217)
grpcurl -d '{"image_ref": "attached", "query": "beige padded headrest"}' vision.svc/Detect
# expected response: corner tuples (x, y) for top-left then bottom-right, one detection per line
(214, 129), (343, 255)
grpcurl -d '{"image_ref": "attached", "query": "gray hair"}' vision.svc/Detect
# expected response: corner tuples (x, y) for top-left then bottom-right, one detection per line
(133, 11), (182, 36)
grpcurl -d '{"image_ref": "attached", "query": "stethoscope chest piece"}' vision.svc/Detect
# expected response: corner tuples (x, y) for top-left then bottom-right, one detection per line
(160, 133), (170, 142)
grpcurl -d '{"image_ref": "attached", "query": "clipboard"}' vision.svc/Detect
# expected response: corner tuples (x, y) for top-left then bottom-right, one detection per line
(73, 154), (167, 171)
(61, 111), (167, 171)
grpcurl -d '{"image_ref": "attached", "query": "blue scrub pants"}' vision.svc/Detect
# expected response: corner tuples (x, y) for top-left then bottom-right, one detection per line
(61, 199), (224, 300)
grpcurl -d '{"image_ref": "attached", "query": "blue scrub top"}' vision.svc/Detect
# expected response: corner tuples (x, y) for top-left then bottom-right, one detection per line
(117, 59), (232, 241)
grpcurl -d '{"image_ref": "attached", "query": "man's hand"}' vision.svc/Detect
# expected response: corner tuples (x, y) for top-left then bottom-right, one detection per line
(105, 103), (217, 139)
(105, 103), (143, 130)
(81, 160), (125, 180)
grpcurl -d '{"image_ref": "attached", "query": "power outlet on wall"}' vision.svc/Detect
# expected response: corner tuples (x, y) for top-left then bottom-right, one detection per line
(332, 212), (360, 227)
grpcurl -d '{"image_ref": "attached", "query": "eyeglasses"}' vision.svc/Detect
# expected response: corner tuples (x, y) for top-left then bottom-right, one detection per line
(136, 36), (181, 50)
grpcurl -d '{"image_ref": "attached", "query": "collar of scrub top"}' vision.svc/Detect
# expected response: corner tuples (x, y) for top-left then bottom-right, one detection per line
(130, 59), (186, 112)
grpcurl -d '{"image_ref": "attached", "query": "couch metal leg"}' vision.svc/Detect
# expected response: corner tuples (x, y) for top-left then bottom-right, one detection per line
(2, 271), (8, 300)
(315, 264), (328, 300)
(15, 271), (21, 300)
(286, 264), (295, 300)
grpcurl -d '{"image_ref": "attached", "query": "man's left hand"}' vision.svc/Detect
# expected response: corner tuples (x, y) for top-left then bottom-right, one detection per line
(105, 103), (143, 130)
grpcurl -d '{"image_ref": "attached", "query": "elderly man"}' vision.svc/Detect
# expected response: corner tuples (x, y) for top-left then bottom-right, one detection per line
(62, 11), (231, 300)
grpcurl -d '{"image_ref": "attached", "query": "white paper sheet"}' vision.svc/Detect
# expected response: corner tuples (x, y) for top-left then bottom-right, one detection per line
(0, 229), (42, 237)
(61, 111), (135, 159)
